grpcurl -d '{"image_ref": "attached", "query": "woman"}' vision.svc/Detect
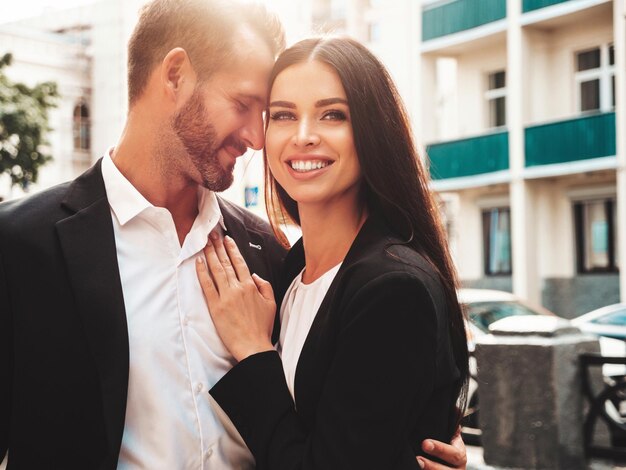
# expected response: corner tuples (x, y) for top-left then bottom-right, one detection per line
(196, 37), (469, 469)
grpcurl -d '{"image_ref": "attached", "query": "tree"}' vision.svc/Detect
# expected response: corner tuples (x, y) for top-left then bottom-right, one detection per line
(0, 53), (58, 189)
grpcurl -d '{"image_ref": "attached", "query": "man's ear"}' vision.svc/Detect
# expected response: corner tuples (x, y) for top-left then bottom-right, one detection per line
(161, 47), (195, 101)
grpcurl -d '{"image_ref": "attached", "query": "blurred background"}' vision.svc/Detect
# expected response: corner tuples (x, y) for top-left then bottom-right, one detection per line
(0, 0), (624, 319)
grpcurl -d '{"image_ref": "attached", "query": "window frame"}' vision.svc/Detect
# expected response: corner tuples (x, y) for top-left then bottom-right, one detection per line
(574, 43), (615, 114)
(482, 206), (513, 276)
(485, 70), (507, 129)
(573, 197), (619, 274)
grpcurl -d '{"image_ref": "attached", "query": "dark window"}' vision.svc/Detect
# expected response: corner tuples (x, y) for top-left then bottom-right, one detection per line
(612, 75), (616, 108)
(73, 102), (90, 151)
(490, 96), (506, 127)
(574, 199), (618, 273)
(489, 71), (506, 90)
(577, 48), (601, 71)
(609, 44), (615, 66)
(487, 71), (506, 127)
(580, 79), (601, 111)
(482, 207), (512, 276)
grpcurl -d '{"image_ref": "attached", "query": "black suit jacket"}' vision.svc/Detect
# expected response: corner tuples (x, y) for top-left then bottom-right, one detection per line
(0, 160), (286, 469)
(211, 212), (461, 470)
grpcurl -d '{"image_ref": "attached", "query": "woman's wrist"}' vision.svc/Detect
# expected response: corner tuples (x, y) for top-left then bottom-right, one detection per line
(233, 342), (275, 363)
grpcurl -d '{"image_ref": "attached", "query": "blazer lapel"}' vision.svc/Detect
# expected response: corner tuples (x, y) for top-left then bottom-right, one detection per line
(217, 200), (267, 273)
(56, 159), (129, 460)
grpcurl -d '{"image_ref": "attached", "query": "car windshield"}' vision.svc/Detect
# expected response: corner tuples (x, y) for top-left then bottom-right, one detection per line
(466, 301), (543, 333)
(592, 309), (626, 326)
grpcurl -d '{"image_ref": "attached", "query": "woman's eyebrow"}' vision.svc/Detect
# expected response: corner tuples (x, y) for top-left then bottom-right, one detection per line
(315, 97), (348, 107)
(269, 100), (295, 108)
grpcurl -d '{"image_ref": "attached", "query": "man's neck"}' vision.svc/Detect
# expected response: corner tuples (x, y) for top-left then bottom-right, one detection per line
(111, 122), (201, 246)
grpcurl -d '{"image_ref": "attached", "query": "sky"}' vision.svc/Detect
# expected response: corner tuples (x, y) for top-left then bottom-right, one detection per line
(2, 0), (102, 23)
(2, 0), (282, 24)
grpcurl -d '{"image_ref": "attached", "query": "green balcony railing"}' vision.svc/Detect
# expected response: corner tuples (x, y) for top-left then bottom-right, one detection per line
(422, 0), (506, 41)
(525, 112), (616, 167)
(427, 131), (509, 180)
(523, 0), (572, 13)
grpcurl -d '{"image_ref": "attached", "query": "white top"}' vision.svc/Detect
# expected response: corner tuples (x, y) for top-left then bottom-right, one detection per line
(277, 263), (342, 400)
(100, 151), (254, 470)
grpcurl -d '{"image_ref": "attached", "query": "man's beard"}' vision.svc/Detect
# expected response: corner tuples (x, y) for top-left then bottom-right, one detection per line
(172, 88), (237, 192)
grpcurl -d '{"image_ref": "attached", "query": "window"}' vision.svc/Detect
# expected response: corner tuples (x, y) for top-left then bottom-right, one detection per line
(574, 199), (619, 273)
(592, 308), (626, 326)
(482, 207), (512, 275)
(485, 70), (506, 128)
(367, 22), (380, 43)
(73, 102), (90, 151)
(575, 44), (615, 113)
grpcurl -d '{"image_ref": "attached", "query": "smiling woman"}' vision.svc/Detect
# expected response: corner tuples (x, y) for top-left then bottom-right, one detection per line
(197, 36), (470, 470)
(266, 60), (361, 212)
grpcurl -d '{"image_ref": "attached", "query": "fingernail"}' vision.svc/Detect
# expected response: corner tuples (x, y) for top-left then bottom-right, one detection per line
(209, 231), (219, 240)
(417, 457), (425, 469)
(224, 235), (233, 243)
(196, 256), (203, 265)
(424, 440), (434, 452)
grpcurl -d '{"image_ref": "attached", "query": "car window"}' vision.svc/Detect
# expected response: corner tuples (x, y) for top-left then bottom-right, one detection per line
(465, 301), (543, 333)
(592, 309), (626, 326)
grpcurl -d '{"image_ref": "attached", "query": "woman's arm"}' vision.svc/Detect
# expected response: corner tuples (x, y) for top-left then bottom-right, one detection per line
(198, 235), (462, 469)
(209, 272), (441, 468)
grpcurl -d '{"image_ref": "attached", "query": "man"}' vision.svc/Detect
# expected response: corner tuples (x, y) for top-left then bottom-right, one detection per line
(0, 1), (467, 468)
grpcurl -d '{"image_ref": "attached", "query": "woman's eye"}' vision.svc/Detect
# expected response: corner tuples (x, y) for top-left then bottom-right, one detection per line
(269, 111), (295, 121)
(322, 110), (347, 121)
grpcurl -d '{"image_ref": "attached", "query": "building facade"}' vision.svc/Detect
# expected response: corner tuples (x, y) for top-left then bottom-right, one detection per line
(416, 0), (625, 317)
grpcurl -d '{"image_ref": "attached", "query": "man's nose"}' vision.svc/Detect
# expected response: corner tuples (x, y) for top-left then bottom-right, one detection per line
(240, 112), (265, 151)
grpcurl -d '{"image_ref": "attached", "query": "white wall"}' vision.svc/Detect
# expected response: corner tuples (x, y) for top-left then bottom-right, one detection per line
(525, 5), (613, 124)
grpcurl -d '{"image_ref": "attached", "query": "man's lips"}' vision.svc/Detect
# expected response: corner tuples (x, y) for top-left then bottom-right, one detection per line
(222, 139), (247, 158)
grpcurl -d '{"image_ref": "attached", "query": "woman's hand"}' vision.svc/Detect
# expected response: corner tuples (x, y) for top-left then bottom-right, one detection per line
(196, 232), (276, 362)
(417, 429), (467, 469)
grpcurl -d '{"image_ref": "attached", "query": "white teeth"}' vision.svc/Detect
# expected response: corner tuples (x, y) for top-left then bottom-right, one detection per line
(290, 160), (330, 172)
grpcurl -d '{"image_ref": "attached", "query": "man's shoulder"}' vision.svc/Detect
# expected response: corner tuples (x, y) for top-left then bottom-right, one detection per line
(218, 197), (274, 238)
(0, 181), (72, 231)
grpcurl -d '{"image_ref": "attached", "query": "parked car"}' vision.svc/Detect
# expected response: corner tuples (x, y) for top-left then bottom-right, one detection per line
(571, 303), (626, 341)
(457, 289), (626, 443)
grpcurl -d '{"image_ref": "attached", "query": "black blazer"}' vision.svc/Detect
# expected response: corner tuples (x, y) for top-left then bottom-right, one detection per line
(0, 160), (286, 469)
(211, 212), (461, 470)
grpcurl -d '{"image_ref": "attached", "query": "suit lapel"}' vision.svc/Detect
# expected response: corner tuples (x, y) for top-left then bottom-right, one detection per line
(56, 160), (129, 460)
(217, 199), (270, 278)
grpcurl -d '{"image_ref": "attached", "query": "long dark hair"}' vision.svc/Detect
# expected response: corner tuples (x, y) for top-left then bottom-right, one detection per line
(264, 37), (469, 433)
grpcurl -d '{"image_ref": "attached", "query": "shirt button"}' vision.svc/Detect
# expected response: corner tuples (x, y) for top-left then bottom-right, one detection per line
(205, 448), (213, 459)
(196, 383), (204, 393)
(182, 316), (189, 326)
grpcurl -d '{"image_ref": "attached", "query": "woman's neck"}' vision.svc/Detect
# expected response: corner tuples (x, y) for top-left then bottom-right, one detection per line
(298, 198), (368, 284)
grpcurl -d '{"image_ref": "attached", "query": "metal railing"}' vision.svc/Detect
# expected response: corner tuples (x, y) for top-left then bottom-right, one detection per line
(580, 353), (626, 460)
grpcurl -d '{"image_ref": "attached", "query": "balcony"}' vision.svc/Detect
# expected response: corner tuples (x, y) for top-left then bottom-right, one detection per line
(427, 131), (509, 180)
(523, 0), (573, 13)
(422, 0), (506, 41)
(525, 112), (616, 167)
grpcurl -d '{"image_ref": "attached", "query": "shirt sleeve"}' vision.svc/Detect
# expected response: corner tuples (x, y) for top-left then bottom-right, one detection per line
(210, 273), (440, 470)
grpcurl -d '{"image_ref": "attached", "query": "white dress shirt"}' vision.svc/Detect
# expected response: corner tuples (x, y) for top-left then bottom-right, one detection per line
(101, 152), (254, 470)
(277, 263), (342, 400)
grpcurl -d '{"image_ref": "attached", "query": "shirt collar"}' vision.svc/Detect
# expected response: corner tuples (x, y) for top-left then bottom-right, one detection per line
(100, 148), (227, 233)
